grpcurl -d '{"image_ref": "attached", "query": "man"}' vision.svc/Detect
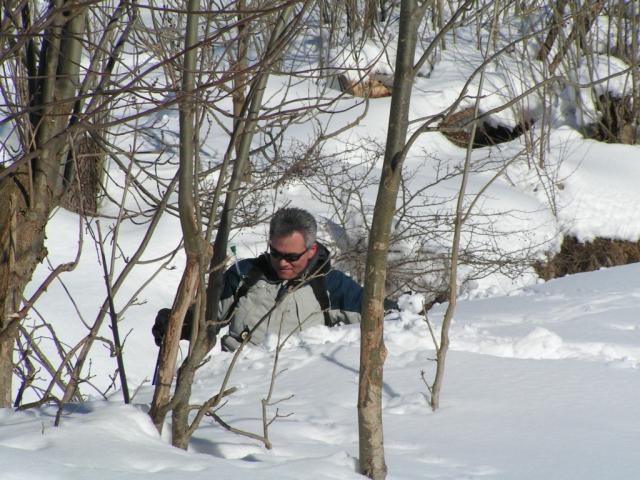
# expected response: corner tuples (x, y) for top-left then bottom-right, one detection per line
(153, 207), (397, 351)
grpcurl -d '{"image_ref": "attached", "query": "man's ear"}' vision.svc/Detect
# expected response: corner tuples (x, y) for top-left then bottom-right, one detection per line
(309, 242), (318, 257)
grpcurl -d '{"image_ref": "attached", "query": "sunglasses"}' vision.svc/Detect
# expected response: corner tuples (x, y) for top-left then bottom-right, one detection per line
(269, 245), (310, 263)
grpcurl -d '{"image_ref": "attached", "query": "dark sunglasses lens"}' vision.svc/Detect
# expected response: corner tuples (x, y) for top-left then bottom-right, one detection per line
(270, 247), (305, 262)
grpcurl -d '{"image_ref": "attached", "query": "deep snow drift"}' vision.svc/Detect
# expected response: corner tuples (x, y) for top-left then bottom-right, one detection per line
(2, 262), (640, 479)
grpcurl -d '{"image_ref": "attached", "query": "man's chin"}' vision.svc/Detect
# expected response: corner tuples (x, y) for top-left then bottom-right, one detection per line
(276, 269), (295, 280)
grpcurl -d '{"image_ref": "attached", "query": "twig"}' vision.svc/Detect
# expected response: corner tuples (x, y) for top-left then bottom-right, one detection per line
(96, 220), (130, 404)
(422, 303), (439, 352)
(208, 411), (272, 449)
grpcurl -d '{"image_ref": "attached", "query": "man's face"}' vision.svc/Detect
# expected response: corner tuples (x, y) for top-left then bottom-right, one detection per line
(269, 231), (317, 280)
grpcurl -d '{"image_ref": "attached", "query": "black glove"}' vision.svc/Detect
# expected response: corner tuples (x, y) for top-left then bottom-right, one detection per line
(383, 297), (400, 312)
(152, 308), (193, 346)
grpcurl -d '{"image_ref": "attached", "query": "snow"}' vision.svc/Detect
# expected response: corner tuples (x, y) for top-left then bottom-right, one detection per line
(3, 6), (640, 480)
(3, 265), (640, 479)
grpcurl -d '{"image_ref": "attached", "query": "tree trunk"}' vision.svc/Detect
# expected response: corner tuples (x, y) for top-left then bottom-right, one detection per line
(0, 167), (50, 407)
(174, 2), (304, 448)
(148, 258), (200, 432)
(363, 0), (378, 37)
(0, 0), (86, 407)
(149, 0), (203, 433)
(548, 1), (604, 74)
(60, 133), (105, 216)
(535, 0), (569, 62)
(358, 0), (421, 477)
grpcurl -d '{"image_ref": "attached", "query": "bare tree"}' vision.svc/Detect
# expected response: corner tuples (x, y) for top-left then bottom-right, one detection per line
(145, 0), (351, 448)
(356, 2), (482, 475)
(358, 0), (427, 477)
(0, 0), (223, 412)
(0, 0), (197, 410)
(147, 0), (208, 435)
(0, 0), (95, 407)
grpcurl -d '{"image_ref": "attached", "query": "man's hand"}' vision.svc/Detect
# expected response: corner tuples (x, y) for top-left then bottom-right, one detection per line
(151, 308), (193, 346)
(151, 307), (218, 347)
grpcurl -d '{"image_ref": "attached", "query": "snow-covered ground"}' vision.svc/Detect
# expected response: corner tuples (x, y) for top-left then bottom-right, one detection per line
(2, 262), (640, 479)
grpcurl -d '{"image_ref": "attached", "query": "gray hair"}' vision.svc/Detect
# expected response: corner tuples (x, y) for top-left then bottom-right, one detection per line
(269, 208), (317, 247)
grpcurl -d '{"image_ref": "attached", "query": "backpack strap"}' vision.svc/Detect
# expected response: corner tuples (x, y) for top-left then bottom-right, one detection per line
(309, 275), (333, 327)
(222, 263), (264, 324)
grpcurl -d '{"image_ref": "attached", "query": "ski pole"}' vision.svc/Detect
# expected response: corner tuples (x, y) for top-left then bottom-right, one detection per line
(151, 348), (161, 385)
